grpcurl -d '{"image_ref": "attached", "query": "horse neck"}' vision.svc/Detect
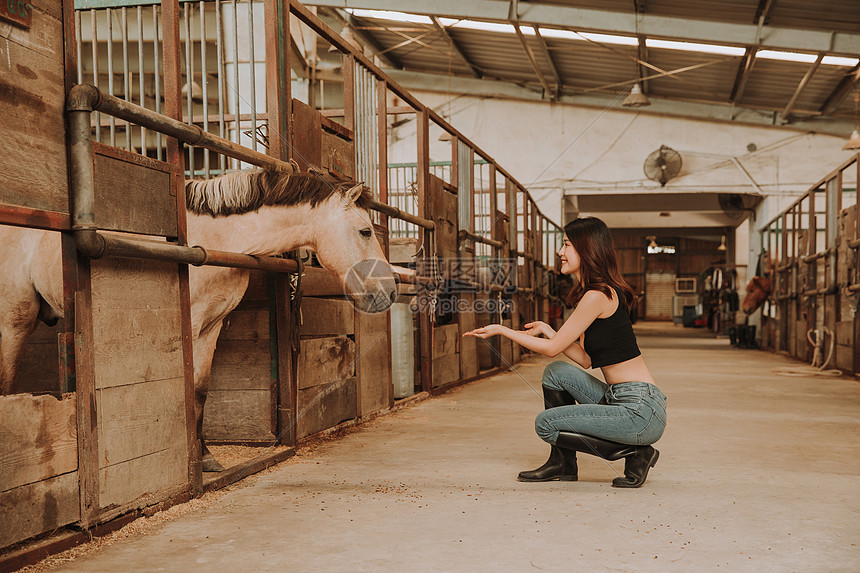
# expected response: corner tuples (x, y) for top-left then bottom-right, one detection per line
(186, 203), (321, 255)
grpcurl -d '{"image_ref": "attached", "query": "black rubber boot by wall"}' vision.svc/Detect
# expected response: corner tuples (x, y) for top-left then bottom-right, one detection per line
(517, 387), (578, 482)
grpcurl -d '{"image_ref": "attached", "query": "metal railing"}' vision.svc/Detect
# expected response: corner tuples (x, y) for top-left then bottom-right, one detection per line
(75, 0), (267, 177)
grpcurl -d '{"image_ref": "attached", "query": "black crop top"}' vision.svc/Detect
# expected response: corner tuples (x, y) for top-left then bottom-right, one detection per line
(583, 289), (641, 368)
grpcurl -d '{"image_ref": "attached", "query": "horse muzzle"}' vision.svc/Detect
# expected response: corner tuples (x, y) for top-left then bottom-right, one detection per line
(343, 259), (397, 314)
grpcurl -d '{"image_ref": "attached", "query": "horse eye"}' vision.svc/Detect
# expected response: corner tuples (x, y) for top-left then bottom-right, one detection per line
(360, 228), (373, 238)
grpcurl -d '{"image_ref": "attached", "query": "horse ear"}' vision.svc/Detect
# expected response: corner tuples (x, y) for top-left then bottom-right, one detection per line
(344, 183), (364, 206)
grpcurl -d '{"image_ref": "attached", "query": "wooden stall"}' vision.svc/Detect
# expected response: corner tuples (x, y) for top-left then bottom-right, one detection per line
(0, 0), (80, 549)
(2, 0), (566, 560)
(759, 154), (860, 374)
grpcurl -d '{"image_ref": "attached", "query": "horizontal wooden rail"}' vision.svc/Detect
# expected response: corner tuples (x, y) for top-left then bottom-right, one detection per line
(458, 229), (504, 249)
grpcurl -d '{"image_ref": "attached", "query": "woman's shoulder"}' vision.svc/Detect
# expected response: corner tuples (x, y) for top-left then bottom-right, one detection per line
(580, 288), (616, 314)
(581, 288), (614, 303)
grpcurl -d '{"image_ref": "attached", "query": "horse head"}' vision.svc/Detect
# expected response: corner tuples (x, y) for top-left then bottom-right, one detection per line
(742, 276), (772, 315)
(312, 182), (397, 314)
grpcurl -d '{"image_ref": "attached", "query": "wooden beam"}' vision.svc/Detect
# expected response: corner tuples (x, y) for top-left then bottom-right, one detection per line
(514, 24), (553, 99)
(431, 16), (482, 78)
(782, 53), (824, 121)
(730, 47), (757, 104)
(533, 27), (562, 93)
(328, 7), (402, 69)
(819, 64), (860, 115)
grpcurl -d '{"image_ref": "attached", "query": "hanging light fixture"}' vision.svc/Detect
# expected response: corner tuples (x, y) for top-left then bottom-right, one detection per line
(646, 235), (658, 249)
(623, 83), (651, 108)
(845, 90), (860, 151)
(717, 235), (727, 251)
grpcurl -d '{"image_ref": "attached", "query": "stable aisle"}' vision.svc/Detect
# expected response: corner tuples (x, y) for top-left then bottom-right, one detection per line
(31, 323), (860, 572)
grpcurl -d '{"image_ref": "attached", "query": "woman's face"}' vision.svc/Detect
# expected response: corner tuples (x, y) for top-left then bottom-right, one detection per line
(558, 236), (580, 276)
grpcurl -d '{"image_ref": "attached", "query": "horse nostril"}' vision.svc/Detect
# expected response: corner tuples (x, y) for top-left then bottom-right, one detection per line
(389, 290), (397, 303)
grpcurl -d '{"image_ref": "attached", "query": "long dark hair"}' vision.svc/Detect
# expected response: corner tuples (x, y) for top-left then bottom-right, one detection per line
(564, 217), (636, 311)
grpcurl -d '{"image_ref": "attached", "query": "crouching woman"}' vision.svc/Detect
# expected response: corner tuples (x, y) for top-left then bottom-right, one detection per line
(464, 217), (667, 488)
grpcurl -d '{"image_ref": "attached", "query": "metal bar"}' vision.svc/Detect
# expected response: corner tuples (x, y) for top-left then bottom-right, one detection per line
(137, 6), (146, 157)
(121, 7), (130, 150)
(200, 0), (209, 177)
(377, 78), (388, 228)
(366, 198), (433, 230)
(459, 229), (503, 249)
(106, 8), (116, 146)
(91, 10), (101, 143)
(248, 0), (257, 151)
(231, 0), (239, 168)
(68, 88), (301, 274)
(184, 3), (194, 176)
(70, 85), (297, 173)
(216, 0), (225, 171)
(153, 4), (162, 160)
(75, 11), (83, 84)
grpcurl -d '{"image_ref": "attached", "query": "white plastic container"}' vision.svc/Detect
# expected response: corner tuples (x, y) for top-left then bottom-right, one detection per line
(390, 301), (415, 399)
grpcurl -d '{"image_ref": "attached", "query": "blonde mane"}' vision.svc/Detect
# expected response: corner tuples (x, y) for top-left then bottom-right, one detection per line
(185, 169), (373, 217)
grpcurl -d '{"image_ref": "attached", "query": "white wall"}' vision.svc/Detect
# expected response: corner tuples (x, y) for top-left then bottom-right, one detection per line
(387, 92), (856, 232)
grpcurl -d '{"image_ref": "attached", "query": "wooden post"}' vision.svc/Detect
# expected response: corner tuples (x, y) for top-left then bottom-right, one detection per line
(377, 79), (393, 408)
(266, 0), (296, 445)
(161, 0), (198, 492)
(417, 108), (433, 392)
(343, 53), (355, 132)
(74, 255), (98, 528)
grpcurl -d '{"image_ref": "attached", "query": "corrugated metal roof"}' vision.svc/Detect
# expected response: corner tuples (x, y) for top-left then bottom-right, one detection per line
(314, 1), (860, 128)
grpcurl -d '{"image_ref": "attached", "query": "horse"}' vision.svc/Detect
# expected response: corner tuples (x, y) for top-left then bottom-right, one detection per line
(741, 276), (772, 315)
(0, 168), (397, 472)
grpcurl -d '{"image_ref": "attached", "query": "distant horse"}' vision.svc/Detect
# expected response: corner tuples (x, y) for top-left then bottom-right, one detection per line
(0, 169), (397, 471)
(742, 276), (772, 315)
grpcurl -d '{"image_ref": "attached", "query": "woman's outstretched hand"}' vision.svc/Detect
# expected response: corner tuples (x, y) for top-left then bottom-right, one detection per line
(523, 321), (555, 337)
(463, 324), (504, 339)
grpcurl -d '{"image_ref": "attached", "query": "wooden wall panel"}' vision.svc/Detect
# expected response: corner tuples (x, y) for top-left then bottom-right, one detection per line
(458, 292), (479, 380)
(206, 271), (275, 441)
(432, 323), (460, 388)
(97, 378), (185, 468)
(0, 0), (69, 215)
(296, 377), (357, 439)
(0, 393), (76, 492)
(299, 298), (355, 336)
(297, 336), (355, 390)
(93, 144), (176, 237)
(0, 471), (79, 549)
(88, 257), (188, 511)
(90, 258), (184, 389)
(13, 319), (64, 395)
(431, 176), (458, 261)
(357, 310), (391, 416)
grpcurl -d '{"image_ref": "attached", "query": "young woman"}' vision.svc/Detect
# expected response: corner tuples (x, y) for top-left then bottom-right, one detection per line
(464, 217), (667, 488)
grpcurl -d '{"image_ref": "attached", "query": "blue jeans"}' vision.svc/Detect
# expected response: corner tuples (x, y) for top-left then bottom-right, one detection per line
(535, 361), (668, 446)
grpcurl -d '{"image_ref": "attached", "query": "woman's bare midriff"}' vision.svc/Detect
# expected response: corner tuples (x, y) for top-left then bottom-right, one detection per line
(601, 355), (655, 385)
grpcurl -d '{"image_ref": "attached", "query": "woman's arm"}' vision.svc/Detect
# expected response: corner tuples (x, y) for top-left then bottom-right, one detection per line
(464, 290), (608, 357)
(524, 321), (591, 368)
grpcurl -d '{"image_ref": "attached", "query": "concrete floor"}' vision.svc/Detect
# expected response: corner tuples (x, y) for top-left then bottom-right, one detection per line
(40, 323), (860, 572)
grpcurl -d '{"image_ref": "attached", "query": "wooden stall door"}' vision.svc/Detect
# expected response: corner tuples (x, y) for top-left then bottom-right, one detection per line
(431, 175), (461, 388)
(86, 257), (188, 519)
(204, 271), (278, 442)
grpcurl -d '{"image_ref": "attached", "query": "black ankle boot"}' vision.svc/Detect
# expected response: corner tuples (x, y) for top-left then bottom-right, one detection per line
(612, 446), (659, 488)
(518, 387), (578, 482)
(555, 432), (659, 488)
(517, 445), (578, 482)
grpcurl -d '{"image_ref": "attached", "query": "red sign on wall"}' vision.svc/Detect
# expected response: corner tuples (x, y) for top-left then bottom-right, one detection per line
(0, 0), (32, 29)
